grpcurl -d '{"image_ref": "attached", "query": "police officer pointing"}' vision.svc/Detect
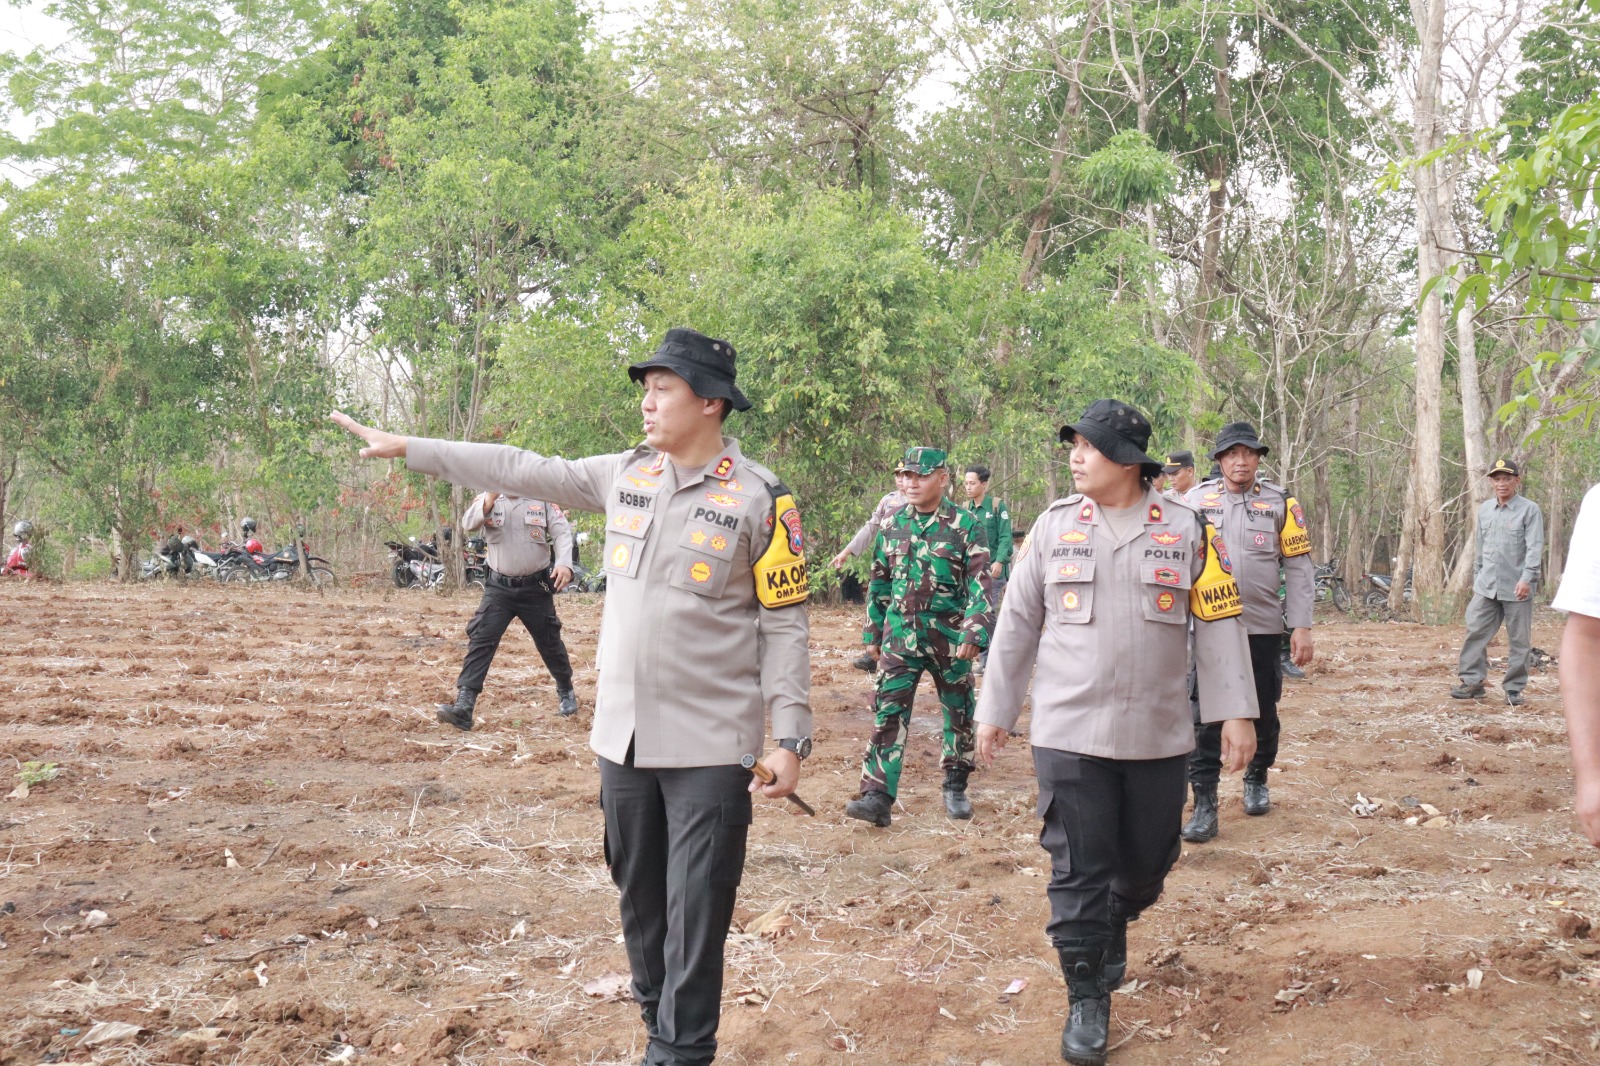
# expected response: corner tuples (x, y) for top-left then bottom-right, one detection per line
(1182, 422), (1314, 841)
(331, 327), (812, 1066)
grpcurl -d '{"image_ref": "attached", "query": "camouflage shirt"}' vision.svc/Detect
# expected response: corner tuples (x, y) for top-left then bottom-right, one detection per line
(865, 500), (997, 656)
(960, 493), (1014, 578)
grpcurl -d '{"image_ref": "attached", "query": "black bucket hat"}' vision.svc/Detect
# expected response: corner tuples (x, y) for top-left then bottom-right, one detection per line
(1059, 399), (1163, 478)
(1209, 421), (1270, 460)
(628, 328), (752, 412)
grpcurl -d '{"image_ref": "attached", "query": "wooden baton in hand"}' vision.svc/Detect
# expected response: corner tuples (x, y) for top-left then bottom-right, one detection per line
(742, 754), (816, 817)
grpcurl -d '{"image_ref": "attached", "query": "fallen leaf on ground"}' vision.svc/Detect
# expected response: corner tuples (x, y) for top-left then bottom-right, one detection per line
(581, 972), (633, 1001)
(744, 900), (792, 936)
(81, 910), (109, 929)
(80, 1021), (144, 1046)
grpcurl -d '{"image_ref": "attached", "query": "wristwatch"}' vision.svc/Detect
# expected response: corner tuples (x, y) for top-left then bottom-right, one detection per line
(776, 737), (812, 761)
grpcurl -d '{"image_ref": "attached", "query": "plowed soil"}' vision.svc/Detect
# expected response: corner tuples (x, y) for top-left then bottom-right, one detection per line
(2, 582), (1597, 1065)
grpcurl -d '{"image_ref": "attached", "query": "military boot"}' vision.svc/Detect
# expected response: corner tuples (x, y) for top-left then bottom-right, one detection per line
(845, 790), (893, 827)
(1056, 944), (1110, 1066)
(436, 688), (477, 732)
(1180, 783), (1218, 843)
(557, 686), (579, 717)
(943, 767), (973, 820)
(1243, 773), (1271, 816)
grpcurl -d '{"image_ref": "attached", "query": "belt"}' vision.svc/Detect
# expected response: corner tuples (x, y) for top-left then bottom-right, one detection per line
(489, 569), (549, 589)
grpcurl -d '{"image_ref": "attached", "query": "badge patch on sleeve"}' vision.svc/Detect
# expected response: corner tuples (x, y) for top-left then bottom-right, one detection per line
(1280, 496), (1312, 557)
(1190, 523), (1243, 621)
(753, 486), (809, 609)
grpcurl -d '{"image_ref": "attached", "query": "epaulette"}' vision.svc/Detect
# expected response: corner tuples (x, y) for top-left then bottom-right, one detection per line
(739, 457), (784, 490)
(1041, 494), (1085, 514)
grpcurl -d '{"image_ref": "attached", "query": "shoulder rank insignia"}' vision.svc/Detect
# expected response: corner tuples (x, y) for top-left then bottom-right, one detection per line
(1078, 502), (1096, 522)
(753, 485), (809, 609)
(1190, 523), (1243, 621)
(712, 455), (735, 479)
(1148, 503), (1164, 523)
(640, 453), (666, 476)
(1280, 495), (1312, 557)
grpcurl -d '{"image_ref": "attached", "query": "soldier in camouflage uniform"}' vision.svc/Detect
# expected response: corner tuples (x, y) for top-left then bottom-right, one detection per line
(847, 446), (997, 827)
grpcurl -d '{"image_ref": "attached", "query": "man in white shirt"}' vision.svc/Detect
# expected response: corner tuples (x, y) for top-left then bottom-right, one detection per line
(1555, 483), (1600, 846)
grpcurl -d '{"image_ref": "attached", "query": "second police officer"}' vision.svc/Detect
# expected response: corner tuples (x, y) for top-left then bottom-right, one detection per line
(435, 489), (580, 730)
(1181, 421), (1315, 842)
(975, 399), (1258, 1066)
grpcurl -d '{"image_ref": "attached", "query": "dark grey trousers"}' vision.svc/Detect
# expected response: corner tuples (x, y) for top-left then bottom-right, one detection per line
(1189, 633), (1284, 786)
(1033, 747), (1187, 947)
(454, 578), (573, 694)
(600, 752), (751, 1066)
(1457, 593), (1534, 696)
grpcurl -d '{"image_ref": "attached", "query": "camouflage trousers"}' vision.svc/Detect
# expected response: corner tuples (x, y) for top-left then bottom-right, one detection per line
(858, 647), (976, 799)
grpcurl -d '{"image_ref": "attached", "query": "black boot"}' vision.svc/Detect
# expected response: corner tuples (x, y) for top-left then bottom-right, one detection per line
(557, 686), (579, 717)
(1180, 783), (1218, 843)
(845, 789), (893, 827)
(1057, 944), (1110, 1066)
(1243, 773), (1271, 815)
(943, 767), (973, 820)
(436, 688), (477, 731)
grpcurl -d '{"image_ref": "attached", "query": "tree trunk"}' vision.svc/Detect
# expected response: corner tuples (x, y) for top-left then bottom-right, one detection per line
(1189, 28), (1233, 368)
(1402, 0), (1449, 620)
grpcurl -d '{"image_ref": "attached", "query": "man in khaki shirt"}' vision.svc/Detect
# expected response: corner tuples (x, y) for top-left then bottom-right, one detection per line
(434, 492), (578, 730)
(332, 328), (811, 1066)
(977, 399), (1256, 1066)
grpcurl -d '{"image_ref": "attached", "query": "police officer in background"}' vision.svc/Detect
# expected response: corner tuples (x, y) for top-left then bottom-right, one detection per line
(831, 459), (912, 670)
(1181, 422), (1314, 841)
(435, 491), (579, 730)
(976, 399), (1257, 1066)
(331, 327), (811, 1066)
(1161, 451), (1197, 500)
(1454, 457), (1544, 706)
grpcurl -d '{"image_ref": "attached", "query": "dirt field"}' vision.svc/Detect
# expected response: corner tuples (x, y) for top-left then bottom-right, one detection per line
(1, 581), (1597, 1065)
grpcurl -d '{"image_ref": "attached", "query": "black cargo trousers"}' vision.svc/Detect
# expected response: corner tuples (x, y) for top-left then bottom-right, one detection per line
(454, 570), (574, 694)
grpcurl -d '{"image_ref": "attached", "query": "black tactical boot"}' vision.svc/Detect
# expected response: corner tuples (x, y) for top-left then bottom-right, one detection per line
(943, 767), (973, 820)
(436, 688), (477, 731)
(557, 686), (579, 717)
(1180, 783), (1218, 843)
(845, 790), (893, 827)
(1243, 774), (1271, 816)
(1056, 944), (1110, 1066)
(851, 653), (876, 672)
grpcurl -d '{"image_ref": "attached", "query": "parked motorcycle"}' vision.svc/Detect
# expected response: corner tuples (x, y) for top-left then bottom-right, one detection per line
(1365, 569), (1414, 609)
(217, 531), (335, 587)
(387, 538), (444, 589)
(1315, 559), (1352, 612)
(387, 534), (489, 589)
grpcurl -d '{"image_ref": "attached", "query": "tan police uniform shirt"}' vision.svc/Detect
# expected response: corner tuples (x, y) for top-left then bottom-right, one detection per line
(975, 489), (1258, 760)
(461, 494), (574, 578)
(844, 490), (909, 557)
(408, 436), (812, 768)
(1185, 478), (1315, 635)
